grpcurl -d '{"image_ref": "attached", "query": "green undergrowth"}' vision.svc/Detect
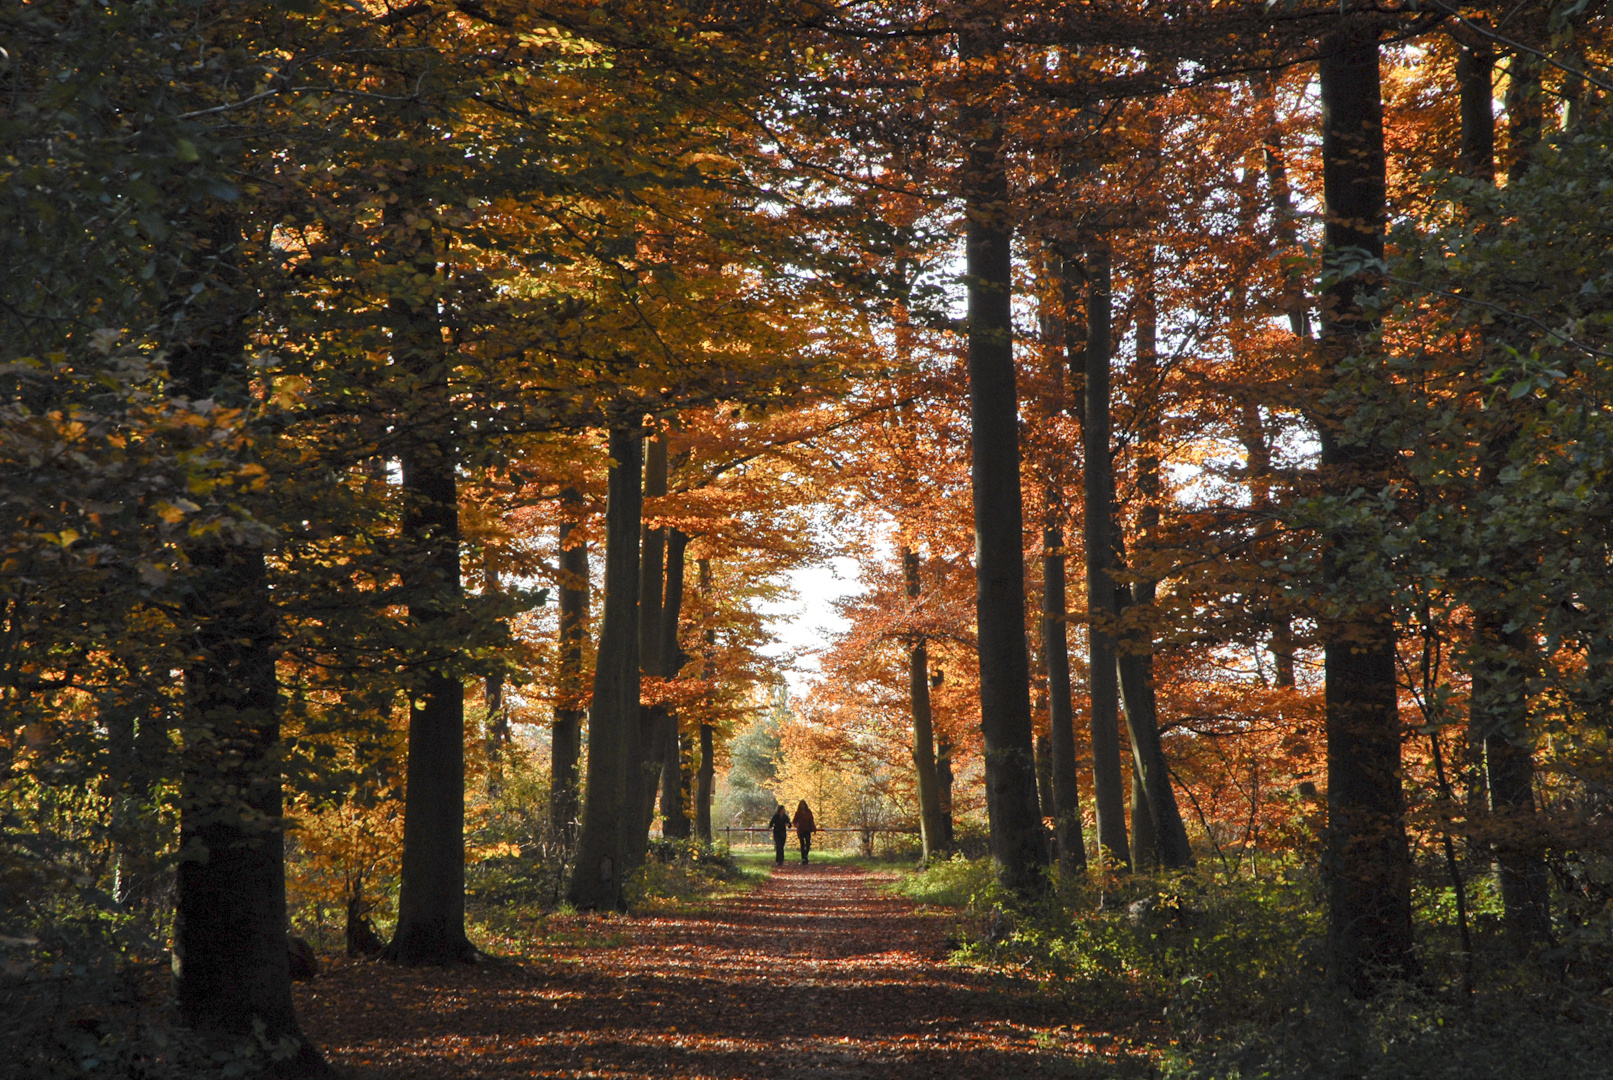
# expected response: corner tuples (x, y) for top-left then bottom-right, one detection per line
(623, 839), (764, 913)
(897, 856), (1613, 1080)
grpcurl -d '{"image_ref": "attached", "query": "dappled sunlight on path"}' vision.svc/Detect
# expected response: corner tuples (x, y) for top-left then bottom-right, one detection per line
(296, 864), (1144, 1078)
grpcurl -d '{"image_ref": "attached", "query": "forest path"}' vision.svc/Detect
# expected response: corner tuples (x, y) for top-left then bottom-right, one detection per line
(296, 863), (1149, 1078)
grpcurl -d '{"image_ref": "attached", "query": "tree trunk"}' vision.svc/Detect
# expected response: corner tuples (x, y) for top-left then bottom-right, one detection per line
(1042, 255), (1087, 882)
(163, 210), (324, 1073)
(960, 28), (1047, 895)
(551, 486), (588, 845)
(1459, 32), (1552, 951)
(1504, 50), (1543, 185)
(1129, 758), (1158, 870)
(384, 446), (475, 965)
(1318, 23), (1416, 994)
(695, 556), (716, 845)
(1457, 41), (1496, 184)
(1035, 733), (1054, 827)
(629, 431), (669, 858)
(1238, 403), (1296, 686)
(696, 722), (715, 845)
(1082, 241), (1132, 872)
(1116, 256), (1194, 869)
(175, 546), (324, 1074)
(659, 529), (692, 840)
(483, 547), (508, 769)
(1254, 71), (1312, 340)
(936, 731), (955, 848)
(904, 549), (947, 861)
(567, 427), (643, 911)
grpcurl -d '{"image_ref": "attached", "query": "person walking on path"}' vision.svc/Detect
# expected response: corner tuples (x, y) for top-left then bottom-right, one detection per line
(792, 800), (817, 864)
(769, 804), (791, 866)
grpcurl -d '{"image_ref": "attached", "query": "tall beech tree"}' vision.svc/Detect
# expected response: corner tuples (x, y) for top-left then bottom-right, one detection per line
(552, 486), (589, 843)
(1115, 256), (1194, 869)
(695, 556), (719, 844)
(959, 26), (1047, 894)
(1081, 240), (1133, 870)
(568, 427), (644, 911)
(168, 214), (328, 1075)
(1037, 260), (1087, 881)
(658, 528), (693, 840)
(904, 550), (948, 861)
(1456, 29), (1553, 949)
(1315, 20), (1416, 993)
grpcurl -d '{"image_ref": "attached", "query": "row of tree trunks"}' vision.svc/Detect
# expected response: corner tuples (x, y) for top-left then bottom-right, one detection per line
(551, 485), (588, 845)
(1316, 23), (1416, 996)
(960, 26), (1048, 895)
(567, 427), (644, 911)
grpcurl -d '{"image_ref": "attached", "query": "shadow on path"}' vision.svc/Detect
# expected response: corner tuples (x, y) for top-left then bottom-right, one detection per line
(296, 863), (1149, 1078)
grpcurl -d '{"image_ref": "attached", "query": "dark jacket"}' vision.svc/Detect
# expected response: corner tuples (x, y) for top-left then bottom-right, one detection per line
(792, 805), (816, 835)
(768, 808), (790, 837)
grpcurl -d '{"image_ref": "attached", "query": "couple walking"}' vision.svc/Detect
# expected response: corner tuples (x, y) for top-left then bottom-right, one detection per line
(769, 800), (817, 866)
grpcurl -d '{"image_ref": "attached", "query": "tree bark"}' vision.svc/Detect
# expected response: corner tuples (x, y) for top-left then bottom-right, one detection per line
(1045, 255), (1088, 881)
(960, 27), (1047, 895)
(483, 547), (508, 768)
(384, 446), (476, 965)
(659, 528), (692, 840)
(1504, 50), (1543, 185)
(936, 731), (955, 848)
(1082, 241), (1132, 872)
(551, 485), (588, 845)
(904, 549), (947, 861)
(567, 427), (643, 911)
(1457, 41), (1496, 184)
(165, 210), (325, 1073)
(1238, 403), (1296, 686)
(1253, 71), (1312, 340)
(1116, 261), (1194, 868)
(175, 546), (326, 1073)
(1318, 23), (1416, 994)
(695, 556), (716, 845)
(1129, 758), (1158, 870)
(1459, 31), (1552, 950)
(629, 431), (669, 858)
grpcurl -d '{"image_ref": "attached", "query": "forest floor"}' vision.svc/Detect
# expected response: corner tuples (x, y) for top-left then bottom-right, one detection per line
(294, 861), (1157, 1078)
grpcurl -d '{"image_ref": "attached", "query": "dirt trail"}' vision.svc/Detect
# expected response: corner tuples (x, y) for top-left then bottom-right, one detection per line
(296, 863), (1142, 1078)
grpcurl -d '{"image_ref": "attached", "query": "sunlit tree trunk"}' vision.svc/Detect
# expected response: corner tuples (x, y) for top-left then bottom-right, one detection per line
(960, 27), (1047, 895)
(1082, 240), (1132, 872)
(551, 485), (588, 845)
(567, 427), (643, 911)
(1317, 23), (1416, 994)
